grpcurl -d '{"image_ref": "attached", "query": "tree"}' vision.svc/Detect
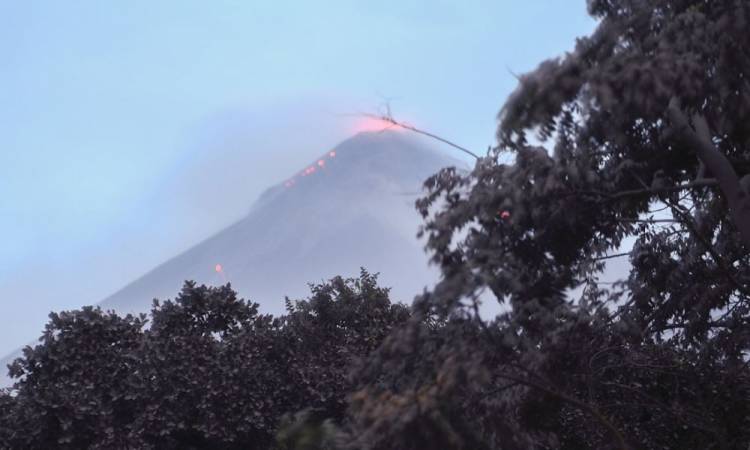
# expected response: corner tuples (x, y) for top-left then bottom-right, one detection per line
(346, 1), (750, 449)
(1, 307), (146, 449)
(0, 271), (409, 450)
(129, 282), (268, 449)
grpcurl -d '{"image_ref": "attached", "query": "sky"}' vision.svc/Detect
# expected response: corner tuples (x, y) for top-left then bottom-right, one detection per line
(0, 1), (597, 357)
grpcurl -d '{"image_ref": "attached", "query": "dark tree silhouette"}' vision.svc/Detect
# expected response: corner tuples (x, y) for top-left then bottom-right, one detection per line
(0, 308), (146, 449)
(0, 271), (409, 450)
(347, 1), (750, 449)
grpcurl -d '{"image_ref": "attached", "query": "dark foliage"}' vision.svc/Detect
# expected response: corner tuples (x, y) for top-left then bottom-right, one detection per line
(0, 271), (408, 449)
(345, 0), (750, 449)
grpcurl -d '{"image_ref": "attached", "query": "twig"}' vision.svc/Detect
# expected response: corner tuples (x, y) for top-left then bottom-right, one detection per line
(593, 252), (630, 261)
(364, 113), (481, 160)
(577, 178), (718, 202)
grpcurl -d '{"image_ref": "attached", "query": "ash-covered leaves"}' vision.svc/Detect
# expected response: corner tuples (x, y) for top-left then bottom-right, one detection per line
(0, 271), (409, 450)
(348, 1), (750, 449)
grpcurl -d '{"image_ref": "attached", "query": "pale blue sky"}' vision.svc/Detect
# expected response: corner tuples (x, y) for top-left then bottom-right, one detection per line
(0, 1), (596, 356)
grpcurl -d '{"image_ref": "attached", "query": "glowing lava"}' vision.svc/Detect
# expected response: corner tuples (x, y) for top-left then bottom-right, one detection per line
(285, 149), (338, 186)
(351, 117), (405, 134)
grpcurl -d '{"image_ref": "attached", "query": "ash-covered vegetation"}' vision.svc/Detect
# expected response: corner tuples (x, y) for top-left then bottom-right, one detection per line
(3, 0), (750, 448)
(1, 272), (409, 449)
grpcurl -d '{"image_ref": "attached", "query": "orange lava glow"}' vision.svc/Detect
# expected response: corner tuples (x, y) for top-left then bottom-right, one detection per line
(285, 149), (339, 186)
(351, 117), (405, 134)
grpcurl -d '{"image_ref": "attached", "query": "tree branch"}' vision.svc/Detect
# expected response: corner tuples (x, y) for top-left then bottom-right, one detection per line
(577, 178), (719, 202)
(366, 113), (481, 160)
(593, 252), (631, 261)
(628, 172), (750, 299)
(667, 97), (750, 247)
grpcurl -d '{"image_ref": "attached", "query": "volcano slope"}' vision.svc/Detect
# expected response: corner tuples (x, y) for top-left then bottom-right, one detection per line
(98, 130), (463, 317)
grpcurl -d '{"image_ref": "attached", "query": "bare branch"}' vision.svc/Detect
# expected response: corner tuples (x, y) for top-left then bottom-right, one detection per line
(593, 252), (631, 261)
(577, 178), (719, 202)
(364, 113), (481, 160)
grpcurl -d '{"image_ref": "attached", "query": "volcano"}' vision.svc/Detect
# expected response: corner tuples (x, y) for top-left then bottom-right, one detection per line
(97, 130), (463, 316)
